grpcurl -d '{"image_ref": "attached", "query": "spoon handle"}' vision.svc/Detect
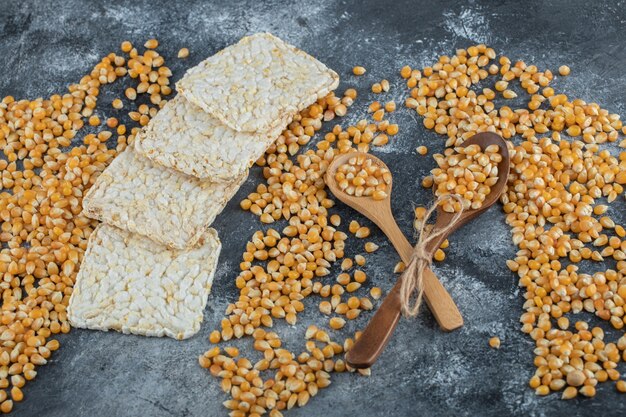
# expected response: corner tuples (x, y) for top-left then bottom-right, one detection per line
(421, 267), (464, 331)
(345, 280), (403, 368)
(345, 216), (463, 369)
(375, 213), (463, 330)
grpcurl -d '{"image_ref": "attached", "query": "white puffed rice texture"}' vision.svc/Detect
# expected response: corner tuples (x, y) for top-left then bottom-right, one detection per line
(82, 148), (246, 250)
(176, 32), (339, 133)
(67, 224), (221, 340)
(134, 95), (282, 180)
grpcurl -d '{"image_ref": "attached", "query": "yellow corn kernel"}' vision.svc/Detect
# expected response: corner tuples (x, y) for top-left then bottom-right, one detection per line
(144, 38), (159, 49)
(353, 66), (366, 75)
(489, 336), (501, 349)
(125, 87), (137, 100)
(364, 242), (379, 253)
(503, 89), (517, 99)
(354, 270), (367, 283)
(370, 287), (382, 300)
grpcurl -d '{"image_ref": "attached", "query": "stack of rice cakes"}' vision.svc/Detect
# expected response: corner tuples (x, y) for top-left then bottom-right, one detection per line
(68, 33), (339, 340)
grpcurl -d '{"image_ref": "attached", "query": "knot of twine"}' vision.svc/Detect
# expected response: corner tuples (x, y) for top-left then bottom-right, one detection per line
(399, 194), (465, 317)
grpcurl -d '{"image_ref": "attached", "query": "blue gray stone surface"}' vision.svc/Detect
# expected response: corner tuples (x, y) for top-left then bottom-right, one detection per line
(1, 0), (625, 416)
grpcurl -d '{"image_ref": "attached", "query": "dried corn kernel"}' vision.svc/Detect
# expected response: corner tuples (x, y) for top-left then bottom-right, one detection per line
(364, 242), (379, 253)
(353, 66), (366, 76)
(489, 336), (501, 349)
(370, 287), (382, 300)
(144, 38), (159, 49)
(329, 317), (346, 330)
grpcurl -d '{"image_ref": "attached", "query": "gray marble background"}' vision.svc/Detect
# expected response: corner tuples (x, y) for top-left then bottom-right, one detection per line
(1, 0), (625, 416)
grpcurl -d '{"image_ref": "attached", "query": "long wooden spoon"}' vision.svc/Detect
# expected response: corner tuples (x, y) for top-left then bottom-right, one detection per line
(325, 132), (510, 369)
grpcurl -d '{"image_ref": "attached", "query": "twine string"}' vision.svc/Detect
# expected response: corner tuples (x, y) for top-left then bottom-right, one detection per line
(399, 194), (465, 317)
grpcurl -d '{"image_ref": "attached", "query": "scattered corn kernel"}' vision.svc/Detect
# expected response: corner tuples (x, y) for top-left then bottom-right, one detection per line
(144, 38), (159, 49)
(384, 101), (396, 112)
(561, 386), (577, 400)
(394, 261), (406, 273)
(370, 287), (382, 300)
(579, 385), (596, 398)
(503, 89), (517, 99)
(125, 87), (137, 100)
(341, 258), (353, 271)
(319, 301), (332, 315)
(566, 370), (586, 387)
(353, 66), (366, 75)
(329, 317), (346, 330)
(368, 101), (381, 113)
(364, 242), (379, 253)
(489, 336), (501, 349)
(353, 270), (367, 283)
(88, 115), (100, 126)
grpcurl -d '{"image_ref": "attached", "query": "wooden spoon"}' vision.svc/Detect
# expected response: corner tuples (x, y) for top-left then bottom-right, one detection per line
(325, 132), (510, 369)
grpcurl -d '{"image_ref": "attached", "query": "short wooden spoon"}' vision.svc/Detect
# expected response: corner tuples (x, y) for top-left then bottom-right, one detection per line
(326, 132), (510, 369)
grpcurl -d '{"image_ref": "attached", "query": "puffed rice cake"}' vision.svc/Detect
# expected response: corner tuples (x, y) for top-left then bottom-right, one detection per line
(83, 148), (245, 250)
(134, 95), (282, 180)
(176, 32), (339, 133)
(68, 224), (221, 340)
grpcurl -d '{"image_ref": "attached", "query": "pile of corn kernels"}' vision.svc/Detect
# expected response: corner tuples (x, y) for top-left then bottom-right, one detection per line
(3, 37), (625, 415)
(0, 39), (175, 413)
(203, 44), (626, 417)
(200, 91), (389, 417)
(405, 46), (626, 399)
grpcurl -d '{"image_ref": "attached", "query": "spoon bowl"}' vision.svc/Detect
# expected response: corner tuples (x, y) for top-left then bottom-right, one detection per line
(425, 131), (511, 254)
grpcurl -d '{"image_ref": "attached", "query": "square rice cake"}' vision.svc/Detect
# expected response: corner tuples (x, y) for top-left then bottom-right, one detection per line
(83, 148), (245, 250)
(68, 224), (221, 340)
(134, 95), (282, 180)
(176, 32), (339, 133)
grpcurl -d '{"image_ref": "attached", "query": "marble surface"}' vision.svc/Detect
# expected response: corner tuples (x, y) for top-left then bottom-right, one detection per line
(1, 0), (625, 416)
